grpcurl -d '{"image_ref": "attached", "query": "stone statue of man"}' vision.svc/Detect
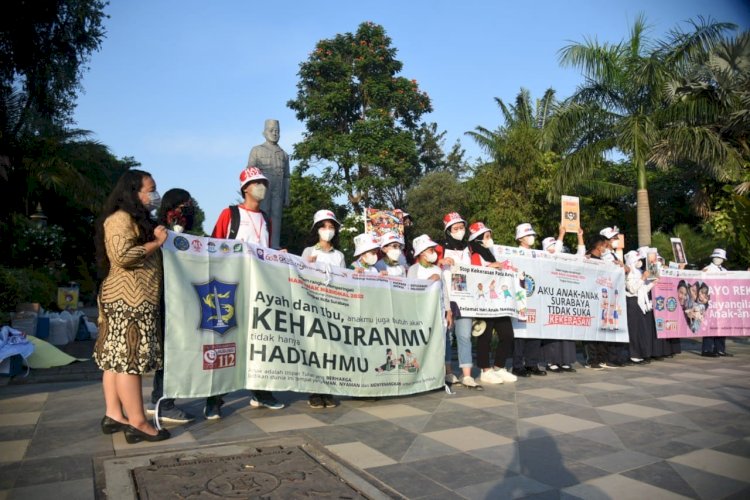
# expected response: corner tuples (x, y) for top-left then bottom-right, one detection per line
(247, 119), (290, 248)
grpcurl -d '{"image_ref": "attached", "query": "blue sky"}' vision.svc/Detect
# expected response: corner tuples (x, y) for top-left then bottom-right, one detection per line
(73, 0), (750, 231)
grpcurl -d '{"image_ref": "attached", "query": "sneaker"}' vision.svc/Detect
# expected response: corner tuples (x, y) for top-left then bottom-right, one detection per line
(717, 352), (733, 357)
(461, 375), (481, 388)
(250, 394), (285, 410)
(480, 369), (504, 384)
(584, 363), (605, 371)
(561, 365), (577, 373)
(445, 373), (459, 384)
(323, 394), (338, 408)
(146, 402), (196, 424)
(598, 362), (616, 369)
(494, 367), (517, 382)
(204, 396), (224, 420)
(308, 394), (325, 409)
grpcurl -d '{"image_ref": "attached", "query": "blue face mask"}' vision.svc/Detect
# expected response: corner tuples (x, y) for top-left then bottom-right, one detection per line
(146, 191), (161, 211)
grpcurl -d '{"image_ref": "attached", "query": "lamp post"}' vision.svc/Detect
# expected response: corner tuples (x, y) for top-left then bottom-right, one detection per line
(30, 203), (47, 228)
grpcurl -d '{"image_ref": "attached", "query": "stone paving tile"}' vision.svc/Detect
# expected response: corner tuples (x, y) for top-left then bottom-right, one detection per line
(454, 473), (552, 499)
(561, 473), (691, 499)
(326, 442), (397, 469)
(251, 413), (328, 433)
(520, 433), (621, 463)
(408, 453), (508, 490)
(467, 442), (521, 472)
(0, 412), (41, 427)
(518, 453), (609, 489)
(422, 425), (514, 451)
(13, 454), (93, 487)
(620, 460), (698, 498)
(0, 462), (20, 490)
(518, 388), (579, 400)
(669, 461), (750, 500)
(0, 440), (28, 463)
(597, 402), (672, 418)
(568, 426), (626, 449)
(577, 382), (634, 392)
(713, 437), (750, 458)
(399, 435), (463, 463)
(669, 448), (750, 483)
(522, 413), (603, 433)
(0, 425), (34, 442)
(366, 463), (459, 498)
(579, 449), (661, 473)
(7, 478), (95, 500)
(442, 395), (513, 409)
(359, 403), (429, 419)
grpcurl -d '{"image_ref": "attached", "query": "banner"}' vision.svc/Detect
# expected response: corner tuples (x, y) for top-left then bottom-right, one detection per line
(365, 208), (404, 239)
(162, 233), (445, 399)
(491, 246), (629, 342)
(651, 268), (750, 338)
(447, 264), (524, 318)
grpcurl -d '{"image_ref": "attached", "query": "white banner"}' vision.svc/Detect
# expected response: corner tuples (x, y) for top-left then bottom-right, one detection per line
(448, 264), (524, 318)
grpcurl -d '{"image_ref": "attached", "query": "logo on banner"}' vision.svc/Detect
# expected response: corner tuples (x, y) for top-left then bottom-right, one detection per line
(220, 243), (230, 253)
(526, 309), (537, 323)
(174, 236), (189, 251)
(191, 239), (203, 252)
(207, 242), (217, 253)
(203, 343), (236, 370)
(523, 275), (536, 297)
(666, 297), (677, 312)
(655, 296), (665, 311)
(194, 279), (238, 335)
(233, 243), (243, 253)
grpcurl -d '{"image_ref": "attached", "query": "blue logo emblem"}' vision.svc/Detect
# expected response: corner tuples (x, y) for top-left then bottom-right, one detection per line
(666, 297), (678, 312)
(524, 275), (536, 297)
(173, 236), (189, 251)
(194, 279), (238, 335)
(655, 296), (665, 311)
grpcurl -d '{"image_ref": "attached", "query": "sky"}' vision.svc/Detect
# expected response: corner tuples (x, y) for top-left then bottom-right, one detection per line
(72, 0), (750, 232)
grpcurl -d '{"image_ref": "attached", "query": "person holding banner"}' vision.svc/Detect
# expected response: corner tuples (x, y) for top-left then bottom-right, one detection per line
(93, 170), (170, 443)
(209, 167), (285, 417)
(468, 222), (517, 384)
(582, 235), (613, 370)
(625, 249), (655, 364)
(437, 212), (482, 388)
(407, 235), (455, 384)
(512, 223), (546, 377)
(541, 225), (586, 373)
(701, 248), (731, 357)
(638, 246), (670, 361)
(375, 233), (407, 277)
(302, 210), (346, 408)
(599, 227), (632, 366)
(351, 233), (382, 274)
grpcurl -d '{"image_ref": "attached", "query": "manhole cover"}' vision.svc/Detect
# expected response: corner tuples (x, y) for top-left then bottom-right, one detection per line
(132, 445), (367, 499)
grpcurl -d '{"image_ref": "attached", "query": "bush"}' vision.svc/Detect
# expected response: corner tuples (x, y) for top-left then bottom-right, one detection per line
(0, 266), (58, 311)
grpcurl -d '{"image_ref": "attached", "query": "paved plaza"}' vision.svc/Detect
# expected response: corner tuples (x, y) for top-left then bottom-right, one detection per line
(1, 338), (749, 499)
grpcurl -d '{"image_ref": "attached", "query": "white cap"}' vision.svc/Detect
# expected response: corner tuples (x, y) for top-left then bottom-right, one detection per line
(443, 212), (466, 231)
(353, 233), (380, 257)
(468, 222), (491, 241)
(599, 226), (620, 239)
(312, 209), (340, 228)
(515, 223), (537, 240)
(542, 237), (557, 251)
(710, 248), (727, 260)
(412, 234), (438, 257)
(380, 232), (404, 248)
(637, 246), (650, 260)
(624, 250), (639, 266)
(239, 166), (268, 189)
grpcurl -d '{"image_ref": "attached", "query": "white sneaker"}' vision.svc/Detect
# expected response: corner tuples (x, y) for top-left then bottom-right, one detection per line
(494, 367), (517, 382)
(461, 376), (480, 388)
(445, 373), (459, 384)
(480, 370), (504, 384)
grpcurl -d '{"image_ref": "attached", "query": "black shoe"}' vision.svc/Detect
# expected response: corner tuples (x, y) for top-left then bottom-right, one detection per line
(101, 416), (128, 435)
(717, 352), (733, 357)
(547, 365), (562, 373)
(528, 367), (547, 376)
(701, 352), (719, 357)
(124, 425), (170, 444)
(308, 394), (325, 408)
(323, 394), (338, 408)
(513, 368), (531, 377)
(652, 356), (665, 361)
(561, 365), (577, 373)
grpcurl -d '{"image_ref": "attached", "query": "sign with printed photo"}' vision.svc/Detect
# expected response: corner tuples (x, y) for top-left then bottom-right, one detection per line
(561, 195), (580, 233)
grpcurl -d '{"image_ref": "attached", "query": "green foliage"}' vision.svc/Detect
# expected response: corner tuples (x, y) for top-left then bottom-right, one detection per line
(405, 172), (468, 242)
(10, 217), (65, 268)
(0, 266), (58, 311)
(651, 224), (724, 270)
(288, 22), (432, 211)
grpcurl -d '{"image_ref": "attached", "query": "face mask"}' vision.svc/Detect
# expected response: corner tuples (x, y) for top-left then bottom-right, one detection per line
(146, 191), (161, 211)
(451, 229), (465, 241)
(525, 236), (535, 247)
(362, 253), (377, 266)
(712, 258), (724, 266)
(482, 238), (494, 249)
(425, 252), (437, 263)
(636, 261), (643, 269)
(318, 229), (335, 242)
(249, 184), (267, 201)
(386, 248), (401, 262)
(611, 240), (619, 249)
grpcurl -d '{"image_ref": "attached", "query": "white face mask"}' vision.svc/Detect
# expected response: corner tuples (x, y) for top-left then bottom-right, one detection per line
(318, 228), (335, 242)
(249, 184), (267, 201)
(451, 229), (465, 241)
(611, 240), (620, 249)
(386, 248), (401, 262)
(524, 236), (535, 247)
(146, 191), (161, 211)
(425, 251), (437, 263)
(636, 260), (643, 269)
(712, 257), (724, 266)
(482, 238), (494, 249)
(362, 253), (378, 266)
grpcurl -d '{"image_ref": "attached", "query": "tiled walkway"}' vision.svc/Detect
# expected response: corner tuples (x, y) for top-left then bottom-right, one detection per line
(1, 339), (749, 499)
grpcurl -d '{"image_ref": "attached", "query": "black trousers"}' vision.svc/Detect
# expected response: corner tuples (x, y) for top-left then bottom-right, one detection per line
(513, 338), (541, 370)
(477, 317), (515, 369)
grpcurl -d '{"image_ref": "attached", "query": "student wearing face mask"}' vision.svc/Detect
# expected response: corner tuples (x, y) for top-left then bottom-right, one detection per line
(351, 233), (381, 274)
(407, 235), (454, 383)
(301, 210), (345, 269)
(301, 210), (345, 408)
(437, 212), (482, 388)
(209, 167), (284, 417)
(701, 248), (731, 357)
(598, 227), (632, 366)
(512, 223), (546, 377)
(468, 222), (517, 384)
(375, 233), (407, 277)
(624, 249), (654, 364)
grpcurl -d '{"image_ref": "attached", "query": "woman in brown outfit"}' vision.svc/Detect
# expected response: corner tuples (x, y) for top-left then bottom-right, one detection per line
(94, 170), (170, 443)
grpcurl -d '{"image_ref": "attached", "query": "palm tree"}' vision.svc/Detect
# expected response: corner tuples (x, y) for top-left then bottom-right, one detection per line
(553, 14), (734, 246)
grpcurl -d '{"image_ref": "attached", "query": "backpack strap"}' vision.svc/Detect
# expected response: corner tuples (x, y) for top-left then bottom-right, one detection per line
(228, 205), (240, 240)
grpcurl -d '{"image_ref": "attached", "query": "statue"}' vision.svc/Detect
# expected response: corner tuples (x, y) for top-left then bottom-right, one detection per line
(247, 119), (290, 248)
